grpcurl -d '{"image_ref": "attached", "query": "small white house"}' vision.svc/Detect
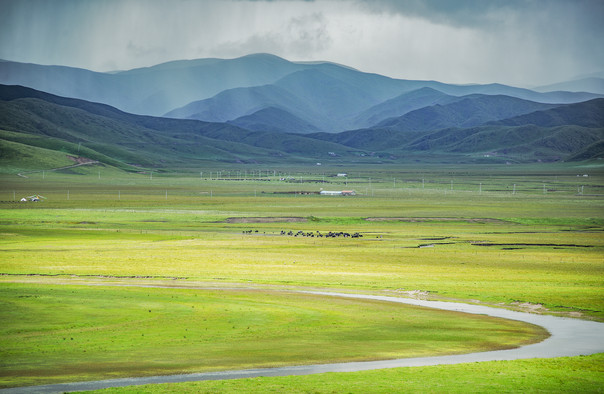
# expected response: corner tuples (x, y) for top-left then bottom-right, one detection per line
(320, 190), (356, 196)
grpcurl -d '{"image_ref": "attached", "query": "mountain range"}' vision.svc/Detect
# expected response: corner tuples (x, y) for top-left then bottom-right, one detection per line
(0, 53), (603, 170)
(2, 54), (602, 132)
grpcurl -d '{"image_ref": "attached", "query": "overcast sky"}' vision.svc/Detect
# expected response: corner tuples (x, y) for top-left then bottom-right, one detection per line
(0, 0), (602, 87)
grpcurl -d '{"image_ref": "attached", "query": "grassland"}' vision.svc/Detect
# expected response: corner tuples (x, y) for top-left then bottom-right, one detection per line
(1, 162), (603, 391)
(0, 283), (546, 388)
(89, 353), (604, 393)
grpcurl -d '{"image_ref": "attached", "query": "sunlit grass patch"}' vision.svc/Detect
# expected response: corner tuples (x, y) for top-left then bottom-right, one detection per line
(1, 219), (602, 318)
(89, 353), (604, 393)
(0, 283), (547, 388)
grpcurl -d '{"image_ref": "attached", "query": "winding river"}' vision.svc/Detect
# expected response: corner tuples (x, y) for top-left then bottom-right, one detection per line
(2, 290), (603, 394)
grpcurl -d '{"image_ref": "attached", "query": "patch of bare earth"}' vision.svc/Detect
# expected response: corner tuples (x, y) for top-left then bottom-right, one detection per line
(509, 301), (586, 319)
(389, 289), (431, 300)
(512, 301), (548, 313)
(66, 155), (97, 164)
(366, 217), (508, 224)
(224, 217), (308, 223)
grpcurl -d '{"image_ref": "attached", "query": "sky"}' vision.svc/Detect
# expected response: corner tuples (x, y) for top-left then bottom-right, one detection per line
(0, 0), (603, 87)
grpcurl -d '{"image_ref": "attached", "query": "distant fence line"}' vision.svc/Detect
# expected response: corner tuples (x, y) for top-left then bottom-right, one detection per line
(1, 183), (598, 202)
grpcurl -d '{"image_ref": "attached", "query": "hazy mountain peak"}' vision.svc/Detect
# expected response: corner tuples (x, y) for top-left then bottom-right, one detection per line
(228, 106), (320, 134)
(533, 77), (604, 95)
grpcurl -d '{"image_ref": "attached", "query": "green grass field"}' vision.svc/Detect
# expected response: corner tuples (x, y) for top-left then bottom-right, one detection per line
(0, 283), (546, 388)
(88, 353), (604, 393)
(1, 162), (603, 391)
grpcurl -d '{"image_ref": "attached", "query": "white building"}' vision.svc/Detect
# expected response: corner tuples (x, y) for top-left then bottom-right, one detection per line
(320, 190), (356, 196)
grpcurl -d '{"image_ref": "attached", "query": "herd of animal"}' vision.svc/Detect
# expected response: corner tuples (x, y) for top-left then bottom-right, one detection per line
(281, 230), (363, 238)
(242, 229), (363, 238)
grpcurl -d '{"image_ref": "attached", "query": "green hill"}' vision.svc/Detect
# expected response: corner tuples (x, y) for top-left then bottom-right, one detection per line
(0, 84), (366, 172)
(493, 98), (604, 128)
(308, 99), (604, 163)
(377, 95), (557, 131)
(2, 84), (603, 170)
(228, 107), (320, 134)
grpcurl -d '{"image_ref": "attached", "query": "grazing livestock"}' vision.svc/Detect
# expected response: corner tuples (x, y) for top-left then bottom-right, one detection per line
(243, 229), (363, 239)
(278, 230), (363, 239)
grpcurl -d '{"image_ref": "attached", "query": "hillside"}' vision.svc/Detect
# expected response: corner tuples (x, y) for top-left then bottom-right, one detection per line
(351, 87), (459, 129)
(163, 84), (316, 125)
(492, 98), (604, 128)
(308, 99), (604, 162)
(0, 84), (365, 171)
(376, 95), (557, 131)
(404, 124), (604, 160)
(1, 84), (603, 170)
(228, 107), (320, 134)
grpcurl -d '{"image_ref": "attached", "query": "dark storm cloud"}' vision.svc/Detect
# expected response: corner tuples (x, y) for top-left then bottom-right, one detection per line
(355, 0), (604, 83)
(362, 0), (604, 62)
(358, 0), (604, 30)
(356, 0), (521, 27)
(221, 12), (330, 54)
(0, 0), (602, 86)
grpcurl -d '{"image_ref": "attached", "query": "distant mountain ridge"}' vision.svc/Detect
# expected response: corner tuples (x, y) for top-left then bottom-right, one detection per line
(0, 54), (313, 116)
(376, 95), (558, 131)
(1, 54), (602, 134)
(534, 77), (604, 95)
(163, 68), (603, 133)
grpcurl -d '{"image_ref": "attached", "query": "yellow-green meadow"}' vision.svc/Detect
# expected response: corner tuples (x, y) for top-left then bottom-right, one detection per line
(1, 163), (603, 391)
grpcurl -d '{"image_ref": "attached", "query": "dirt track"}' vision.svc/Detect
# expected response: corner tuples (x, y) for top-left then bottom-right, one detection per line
(224, 217), (307, 223)
(365, 217), (509, 224)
